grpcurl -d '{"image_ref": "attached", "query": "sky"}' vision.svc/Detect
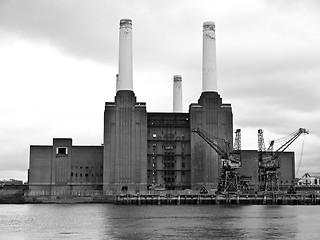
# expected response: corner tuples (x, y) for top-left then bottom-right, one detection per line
(0, 0), (319, 181)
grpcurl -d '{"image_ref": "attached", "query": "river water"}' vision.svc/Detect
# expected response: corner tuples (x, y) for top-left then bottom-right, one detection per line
(0, 204), (319, 239)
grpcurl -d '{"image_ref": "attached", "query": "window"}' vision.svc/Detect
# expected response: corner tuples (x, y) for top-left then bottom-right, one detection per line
(56, 147), (68, 155)
(153, 133), (157, 138)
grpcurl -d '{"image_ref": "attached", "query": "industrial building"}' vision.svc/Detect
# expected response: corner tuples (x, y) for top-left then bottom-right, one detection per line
(28, 19), (295, 195)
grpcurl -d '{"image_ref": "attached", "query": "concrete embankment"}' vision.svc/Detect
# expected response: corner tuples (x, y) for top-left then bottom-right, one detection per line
(0, 189), (116, 204)
(115, 193), (320, 205)
(24, 195), (116, 204)
(2, 189), (320, 205)
(0, 189), (26, 204)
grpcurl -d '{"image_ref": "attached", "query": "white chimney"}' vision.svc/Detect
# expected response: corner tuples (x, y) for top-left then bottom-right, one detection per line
(173, 75), (182, 112)
(202, 21), (217, 92)
(117, 19), (133, 91)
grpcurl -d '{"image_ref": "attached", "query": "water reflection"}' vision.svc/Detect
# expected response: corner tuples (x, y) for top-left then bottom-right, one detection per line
(0, 204), (319, 239)
(236, 205), (298, 239)
(102, 205), (306, 240)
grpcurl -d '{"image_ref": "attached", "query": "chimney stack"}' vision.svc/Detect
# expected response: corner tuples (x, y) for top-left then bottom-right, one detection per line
(202, 21), (217, 92)
(173, 75), (182, 112)
(117, 19), (133, 91)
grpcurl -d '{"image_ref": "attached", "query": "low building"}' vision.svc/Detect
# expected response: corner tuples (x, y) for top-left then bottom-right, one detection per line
(297, 172), (320, 186)
(0, 179), (23, 186)
(29, 138), (103, 195)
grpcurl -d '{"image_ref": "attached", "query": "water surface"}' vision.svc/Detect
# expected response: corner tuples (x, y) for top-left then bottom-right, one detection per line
(0, 204), (319, 239)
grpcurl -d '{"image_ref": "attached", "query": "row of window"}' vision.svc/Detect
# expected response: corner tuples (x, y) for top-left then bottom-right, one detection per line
(71, 172), (103, 178)
(147, 171), (187, 176)
(298, 179), (319, 185)
(148, 153), (188, 157)
(164, 177), (175, 183)
(147, 155), (187, 164)
(163, 170), (175, 176)
(163, 163), (175, 168)
(72, 166), (103, 169)
(148, 161), (186, 168)
(148, 144), (187, 149)
(148, 119), (189, 125)
(164, 155), (174, 161)
(150, 132), (187, 138)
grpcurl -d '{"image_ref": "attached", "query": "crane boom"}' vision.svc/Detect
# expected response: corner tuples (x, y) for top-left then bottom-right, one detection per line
(192, 128), (242, 193)
(191, 128), (226, 158)
(261, 128), (309, 167)
(192, 128), (241, 169)
(273, 128), (309, 156)
(258, 128), (309, 192)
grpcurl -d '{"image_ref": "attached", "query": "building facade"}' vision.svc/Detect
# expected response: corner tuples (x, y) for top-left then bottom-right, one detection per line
(28, 19), (295, 195)
(29, 138), (103, 194)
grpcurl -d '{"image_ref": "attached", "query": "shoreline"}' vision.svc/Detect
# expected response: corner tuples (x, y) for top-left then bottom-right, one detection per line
(1, 189), (320, 205)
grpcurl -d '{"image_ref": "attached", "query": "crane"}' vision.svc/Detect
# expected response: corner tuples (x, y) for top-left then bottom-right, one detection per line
(258, 129), (266, 152)
(258, 128), (309, 192)
(234, 129), (241, 151)
(192, 128), (241, 193)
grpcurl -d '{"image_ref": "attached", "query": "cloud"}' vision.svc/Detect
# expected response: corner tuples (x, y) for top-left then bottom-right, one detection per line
(0, 0), (319, 180)
(0, 0), (118, 63)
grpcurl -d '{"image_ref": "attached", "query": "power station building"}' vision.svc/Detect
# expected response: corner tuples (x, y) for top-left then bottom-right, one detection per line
(28, 19), (295, 195)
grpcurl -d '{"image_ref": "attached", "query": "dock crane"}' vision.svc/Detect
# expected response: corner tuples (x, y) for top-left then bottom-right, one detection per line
(258, 128), (309, 192)
(192, 128), (241, 193)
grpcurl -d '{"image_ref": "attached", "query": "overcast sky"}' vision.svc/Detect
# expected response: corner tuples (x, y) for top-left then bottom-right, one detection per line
(0, 0), (319, 181)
